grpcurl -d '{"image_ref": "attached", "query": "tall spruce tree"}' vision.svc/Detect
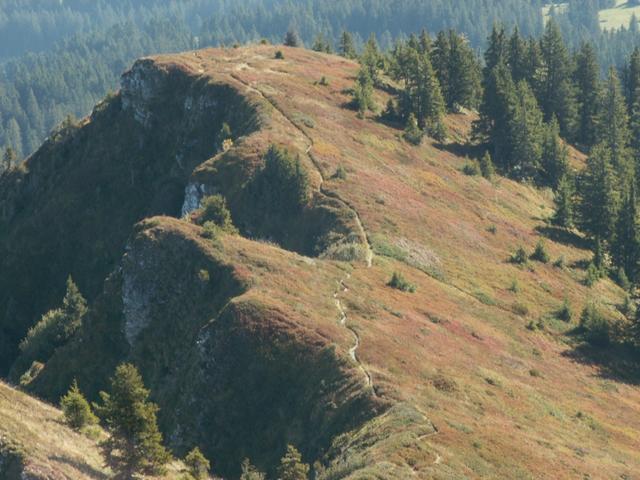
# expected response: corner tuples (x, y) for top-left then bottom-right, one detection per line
(624, 47), (640, 112)
(539, 19), (578, 140)
(597, 67), (631, 175)
(611, 181), (640, 281)
(508, 80), (544, 180)
(278, 445), (309, 480)
(447, 30), (481, 110)
(96, 363), (171, 478)
(508, 26), (527, 83)
(339, 31), (357, 59)
(541, 116), (569, 187)
(574, 42), (601, 150)
(361, 33), (382, 84)
(579, 143), (619, 241)
(553, 174), (575, 229)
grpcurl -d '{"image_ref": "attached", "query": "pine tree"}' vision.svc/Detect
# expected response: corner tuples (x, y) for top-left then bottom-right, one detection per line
(630, 85), (640, 171)
(579, 143), (619, 241)
(3, 146), (17, 170)
(611, 181), (640, 281)
(624, 47), (640, 111)
(339, 31), (357, 59)
(597, 67), (632, 175)
(418, 29), (432, 55)
(403, 113), (423, 145)
(431, 31), (451, 106)
(552, 174), (575, 229)
(541, 117), (569, 188)
(508, 81), (544, 180)
(524, 37), (544, 94)
(446, 30), (481, 110)
(574, 42), (601, 149)
(361, 33), (382, 84)
(311, 33), (332, 53)
(96, 363), (171, 478)
(60, 379), (98, 430)
(508, 26), (527, 83)
(284, 28), (302, 48)
(278, 445), (309, 480)
(60, 276), (87, 339)
(479, 151), (495, 179)
(185, 447), (210, 480)
(539, 19), (577, 139)
(352, 67), (375, 116)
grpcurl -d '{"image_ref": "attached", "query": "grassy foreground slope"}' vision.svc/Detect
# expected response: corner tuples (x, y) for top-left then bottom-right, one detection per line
(0, 380), (108, 479)
(1, 45), (639, 479)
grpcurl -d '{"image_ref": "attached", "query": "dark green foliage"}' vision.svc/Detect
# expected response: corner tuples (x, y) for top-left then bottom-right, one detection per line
(508, 81), (544, 180)
(403, 113), (423, 145)
(278, 445), (310, 480)
(252, 145), (310, 215)
(13, 277), (87, 378)
(479, 151), (495, 179)
(387, 272), (417, 293)
(95, 363), (171, 478)
(578, 144), (619, 241)
(360, 34), (383, 85)
(552, 175), (575, 229)
(333, 164), (347, 180)
(275, 50), (285, 59)
(60, 379), (97, 430)
(510, 246), (528, 265)
(195, 195), (237, 234)
(574, 42), (601, 149)
(240, 459), (265, 480)
(611, 183), (640, 281)
(541, 117), (569, 188)
(616, 267), (632, 291)
(284, 29), (302, 47)
(580, 304), (611, 347)
(557, 298), (573, 322)
(585, 262), (602, 287)
(338, 31), (357, 59)
(462, 159), (480, 176)
(531, 240), (550, 263)
(185, 447), (211, 480)
(597, 68), (631, 174)
(312, 33), (333, 53)
(352, 68), (376, 116)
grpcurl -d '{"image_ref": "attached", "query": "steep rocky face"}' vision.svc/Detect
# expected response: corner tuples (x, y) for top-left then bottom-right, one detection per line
(0, 59), (259, 375)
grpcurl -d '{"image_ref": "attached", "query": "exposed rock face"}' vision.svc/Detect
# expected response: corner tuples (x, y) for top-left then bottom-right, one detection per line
(120, 59), (166, 129)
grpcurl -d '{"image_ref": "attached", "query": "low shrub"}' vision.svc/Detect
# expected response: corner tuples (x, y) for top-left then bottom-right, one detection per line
(580, 304), (611, 347)
(512, 302), (529, 317)
(510, 246), (528, 265)
(387, 272), (416, 293)
(557, 298), (573, 322)
(60, 380), (98, 430)
(462, 160), (480, 176)
(275, 50), (285, 59)
(530, 240), (550, 263)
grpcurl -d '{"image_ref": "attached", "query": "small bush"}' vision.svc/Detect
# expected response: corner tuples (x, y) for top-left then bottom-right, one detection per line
(387, 272), (416, 293)
(19, 361), (44, 386)
(553, 255), (566, 269)
(585, 262), (601, 287)
(432, 374), (458, 393)
(479, 151), (495, 179)
(60, 380), (98, 430)
(529, 369), (542, 377)
(403, 113), (423, 145)
(275, 50), (285, 59)
(185, 447), (210, 480)
(615, 267), (631, 291)
(510, 246), (528, 265)
(487, 224), (497, 235)
(530, 240), (550, 263)
(319, 76), (329, 86)
(580, 304), (611, 347)
(196, 194), (237, 233)
(557, 298), (572, 322)
(508, 279), (520, 293)
(462, 160), (480, 176)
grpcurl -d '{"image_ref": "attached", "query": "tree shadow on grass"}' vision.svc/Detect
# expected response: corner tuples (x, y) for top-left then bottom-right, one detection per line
(561, 330), (640, 386)
(433, 141), (483, 159)
(535, 225), (591, 250)
(50, 455), (109, 479)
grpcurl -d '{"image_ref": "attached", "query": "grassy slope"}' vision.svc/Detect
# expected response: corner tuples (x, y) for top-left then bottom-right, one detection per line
(150, 46), (640, 479)
(599, 0), (640, 30)
(0, 380), (108, 479)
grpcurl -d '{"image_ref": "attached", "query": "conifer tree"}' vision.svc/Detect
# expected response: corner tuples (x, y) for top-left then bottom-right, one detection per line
(339, 31), (357, 59)
(446, 30), (481, 110)
(597, 67), (632, 175)
(630, 85), (640, 170)
(553, 174), (575, 229)
(508, 26), (527, 83)
(60, 379), (98, 430)
(185, 447), (210, 480)
(96, 363), (171, 478)
(479, 151), (495, 179)
(624, 47), (640, 111)
(418, 29), (432, 54)
(278, 445), (309, 480)
(352, 67), (375, 116)
(508, 81), (544, 180)
(284, 28), (302, 48)
(3, 146), (17, 171)
(541, 117), (569, 188)
(524, 37), (544, 94)
(361, 33), (382, 84)
(579, 143), (619, 241)
(403, 113), (423, 145)
(431, 31), (451, 106)
(311, 33), (332, 53)
(611, 181), (640, 281)
(539, 19), (577, 139)
(574, 42), (601, 149)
